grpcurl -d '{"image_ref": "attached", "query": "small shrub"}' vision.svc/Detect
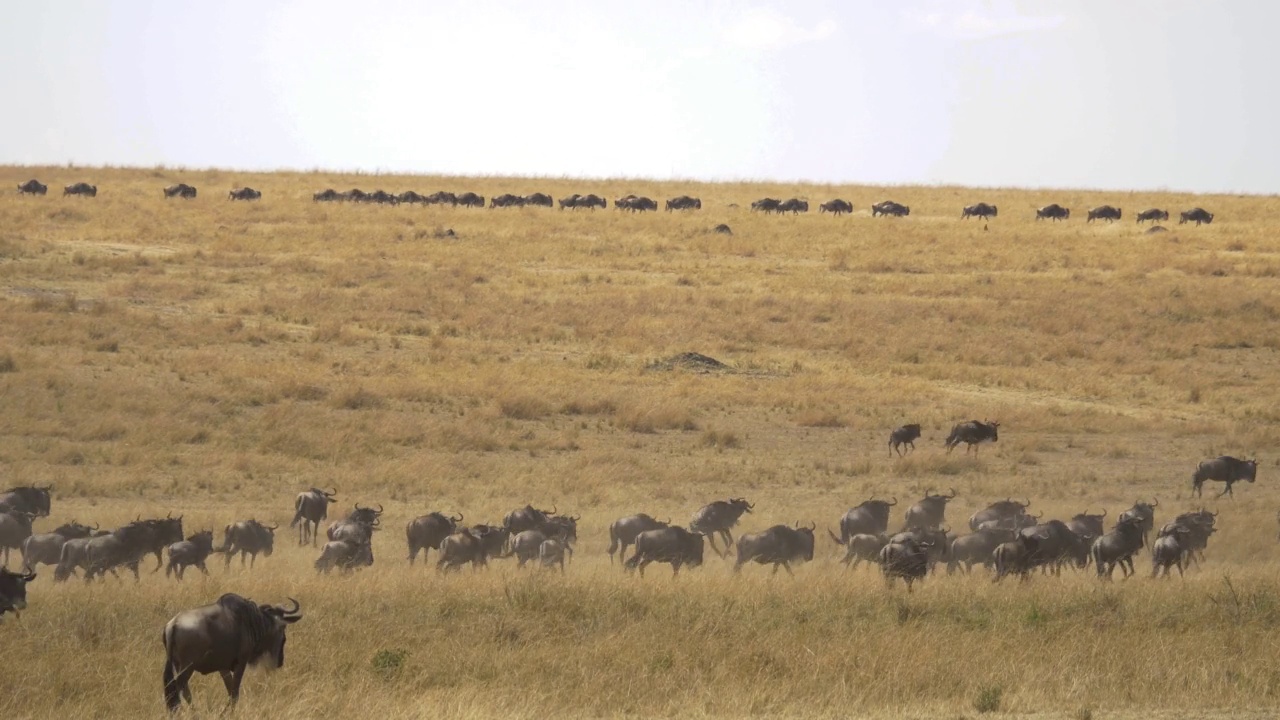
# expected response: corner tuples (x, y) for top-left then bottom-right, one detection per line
(0, 354), (16, 373)
(973, 685), (1002, 714)
(371, 648), (408, 681)
(499, 395), (550, 420)
(700, 429), (740, 450)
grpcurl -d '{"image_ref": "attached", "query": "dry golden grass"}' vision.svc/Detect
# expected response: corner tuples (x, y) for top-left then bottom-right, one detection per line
(1, 165), (1279, 718)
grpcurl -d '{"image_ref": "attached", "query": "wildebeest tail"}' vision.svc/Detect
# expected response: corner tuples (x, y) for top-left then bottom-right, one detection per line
(827, 529), (846, 547)
(162, 625), (182, 711)
(606, 526), (619, 558)
(290, 497), (304, 528)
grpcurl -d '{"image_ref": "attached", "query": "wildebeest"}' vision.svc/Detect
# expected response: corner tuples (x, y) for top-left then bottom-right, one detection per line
(52, 529), (110, 581)
(339, 188), (367, 202)
(406, 512), (464, 565)
(539, 537), (569, 572)
(962, 203), (997, 219)
(968, 498), (1031, 532)
(1036, 204), (1070, 221)
(713, 223), (732, 235)
(313, 188), (340, 202)
(314, 538), (373, 574)
(1117, 499), (1158, 549)
(327, 503), (382, 544)
(665, 195), (702, 211)
(524, 192), (554, 208)
(1087, 205), (1122, 223)
(20, 520), (95, 571)
(1179, 208), (1214, 225)
(819, 199), (853, 215)
(778, 198), (809, 214)
(162, 594), (301, 711)
(872, 200), (909, 217)
(878, 538), (932, 591)
(945, 420), (999, 454)
(397, 190), (428, 204)
(618, 195), (658, 212)
(0, 567), (36, 621)
(0, 511), (37, 569)
(436, 528), (489, 572)
(470, 524), (511, 561)
(1136, 208), (1168, 224)
(947, 527), (1014, 574)
(830, 532), (888, 568)
(163, 183), (197, 199)
(606, 513), (670, 565)
(751, 198), (782, 213)
(216, 519), (276, 569)
(0, 485), (53, 517)
(1067, 509), (1108, 539)
(456, 191), (485, 208)
(903, 488), (956, 530)
(1019, 520), (1092, 574)
(835, 497), (897, 544)
(227, 187), (260, 201)
(1192, 456), (1257, 498)
(1160, 509), (1217, 568)
(63, 182), (97, 197)
(689, 498), (754, 558)
(85, 516), (184, 580)
(165, 531), (215, 580)
(508, 529), (574, 569)
(624, 526), (704, 577)
(291, 487), (337, 545)
(17, 179), (47, 195)
(558, 193), (607, 210)
(490, 193), (526, 208)
(1091, 515), (1147, 579)
(361, 189), (398, 205)
(733, 523), (815, 575)
(886, 526), (952, 572)
(1151, 525), (1193, 578)
(503, 504), (558, 535)
(992, 530), (1052, 582)
(427, 190), (459, 206)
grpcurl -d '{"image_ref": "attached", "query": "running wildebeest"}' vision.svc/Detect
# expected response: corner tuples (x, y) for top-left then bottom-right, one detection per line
(878, 537), (932, 591)
(313, 188), (340, 202)
(339, 188), (367, 202)
(665, 195), (702, 211)
(621, 195), (658, 212)
(1192, 456), (1257, 498)
(968, 498), (1031, 532)
(503, 504), (558, 535)
(835, 497), (897, 543)
(397, 190), (428, 204)
(436, 527), (489, 572)
(539, 537), (569, 572)
(360, 189), (397, 205)
(992, 530), (1052, 582)
(872, 200), (909, 217)
(1117, 499), (1158, 549)
(1136, 208), (1169, 224)
(227, 187), (260, 201)
(1152, 525), (1193, 578)
(1067, 509), (1108, 540)
(470, 524), (511, 561)
(962, 203), (997, 219)
(607, 513), (670, 565)
(1160, 509), (1217, 568)
(1087, 206), (1122, 223)
(20, 520), (95, 571)
(291, 487), (337, 545)
(84, 516), (184, 580)
(17, 179), (47, 195)
(830, 532), (888, 568)
(52, 529), (109, 581)
(887, 525), (952, 573)
(1179, 208), (1214, 225)
(1018, 520), (1092, 575)
(733, 523), (815, 575)
(624, 526), (704, 577)
(314, 538), (373, 573)
(947, 527), (1015, 574)
(0, 567), (36, 621)
(751, 198), (781, 213)
(903, 488), (956, 530)
(0, 511), (36, 569)
(1092, 515), (1147, 580)
(490, 193), (525, 208)
(819, 199), (853, 215)
(945, 420), (999, 454)
(456, 192), (484, 207)
(162, 594), (301, 712)
(689, 498), (753, 558)
(0, 485), (53, 517)
(165, 531), (215, 581)
(327, 503), (382, 544)
(163, 183), (197, 199)
(508, 528), (574, 569)
(524, 192), (554, 207)
(1036, 203), (1070, 221)
(63, 182), (97, 197)
(216, 519), (276, 569)
(406, 512), (464, 565)
(427, 190), (459, 206)
(778, 198), (809, 214)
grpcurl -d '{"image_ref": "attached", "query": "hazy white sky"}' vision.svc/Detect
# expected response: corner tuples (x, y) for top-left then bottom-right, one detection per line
(2, 1), (1276, 193)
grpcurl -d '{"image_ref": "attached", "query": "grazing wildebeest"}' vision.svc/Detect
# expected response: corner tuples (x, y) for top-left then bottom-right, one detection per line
(992, 530), (1052, 582)
(406, 512), (464, 565)
(523, 192), (553, 207)
(0, 567), (36, 621)
(0, 511), (36, 569)
(313, 188), (340, 202)
(1192, 456), (1257, 498)
(665, 195), (702, 211)
(456, 191), (485, 208)
(1091, 515), (1147, 580)
(436, 528), (489, 572)
(503, 504), (558, 535)
(819, 199), (853, 215)
(872, 200), (909, 217)
(1117, 499), (1158, 549)
(945, 419), (999, 454)
(426, 190), (458, 206)
(624, 526), (704, 577)
(165, 531), (215, 581)
(1179, 208), (1214, 225)
(1036, 203), (1070, 221)
(63, 182), (97, 197)
(1152, 525), (1193, 578)
(291, 487), (337, 545)
(878, 538), (932, 591)
(778, 198), (809, 214)
(733, 523), (816, 575)
(1087, 205), (1122, 223)
(968, 498), (1031, 532)
(962, 203), (997, 220)
(1136, 208), (1168, 224)
(314, 538), (373, 574)
(607, 513), (670, 565)
(216, 519), (276, 569)
(17, 179), (47, 195)
(947, 528), (1015, 574)
(20, 520), (95, 571)
(397, 190), (428, 204)
(327, 503), (382, 544)
(162, 594), (301, 712)
(0, 485), (53, 517)
(52, 529), (109, 581)
(489, 193), (525, 208)
(903, 488), (956, 530)
(227, 187), (260, 201)
(751, 198), (781, 213)
(163, 183), (197, 199)
(539, 537), (569, 572)
(689, 498), (753, 558)
(829, 532), (888, 568)
(1068, 509), (1108, 540)
(834, 497), (897, 547)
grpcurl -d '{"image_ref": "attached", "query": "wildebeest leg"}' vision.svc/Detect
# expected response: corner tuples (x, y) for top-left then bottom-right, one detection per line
(1219, 482), (1233, 499)
(249, 552), (256, 569)
(722, 529), (735, 552)
(780, 562), (794, 577)
(130, 561), (141, 582)
(198, 560), (208, 576)
(165, 561), (174, 579)
(163, 661), (194, 711)
(152, 550), (164, 573)
(637, 558), (651, 578)
(408, 544), (419, 566)
(907, 441), (915, 454)
(220, 665), (247, 705)
(705, 534), (721, 558)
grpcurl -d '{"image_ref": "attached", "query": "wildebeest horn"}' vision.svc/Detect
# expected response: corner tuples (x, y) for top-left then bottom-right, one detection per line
(166, 511), (172, 518)
(1100, 508), (1107, 518)
(280, 597), (301, 615)
(807, 521), (816, 532)
(887, 497), (897, 506)
(21, 571), (36, 582)
(570, 514), (580, 522)
(355, 502), (364, 511)
(663, 517), (671, 525)
(375, 503), (383, 514)
(91, 522), (99, 530)
(945, 487), (956, 498)
(549, 504), (558, 515)
(267, 523), (278, 530)
(1210, 508), (1219, 517)
(451, 512), (464, 522)
(924, 487), (934, 497)
(746, 500), (755, 509)
(1032, 511), (1043, 519)
(325, 487), (337, 497)
(1151, 498), (1159, 508)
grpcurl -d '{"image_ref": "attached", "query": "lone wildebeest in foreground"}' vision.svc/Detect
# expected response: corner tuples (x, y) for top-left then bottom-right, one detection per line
(1192, 456), (1257, 498)
(888, 424), (922, 457)
(291, 487), (337, 545)
(0, 567), (36, 620)
(945, 420), (999, 454)
(162, 594), (301, 711)
(689, 498), (753, 558)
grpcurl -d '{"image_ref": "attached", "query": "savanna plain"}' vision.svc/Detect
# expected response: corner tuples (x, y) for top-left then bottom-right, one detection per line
(1, 166), (1279, 719)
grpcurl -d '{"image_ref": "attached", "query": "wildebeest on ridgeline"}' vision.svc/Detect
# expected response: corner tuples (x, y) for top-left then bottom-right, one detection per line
(228, 187), (261, 201)
(63, 182), (97, 197)
(733, 523), (816, 575)
(490, 193), (526, 208)
(888, 423), (922, 457)
(558, 193), (607, 210)
(778, 198), (809, 214)
(0, 567), (36, 621)
(751, 197), (781, 213)
(1179, 207), (1214, 225)
(1087, 205), (1122, 223)
(291, 487), (337, 546)
(524, 192), (554, 208)
(624, 525), (704, 577)
(819, 199), (853, 215)
(162, 594), (302, 711)
(689, 498), (754, 558)
(1192, 456), (1257, 498)
(216, 519), (276, 569)
(1135, 208), (1169, 224)
(406, 511), (464, 565)
(945, 420), (999, 454)
(872, 200), (909, 217)
(455, 192), (485, 208)
(1036, 203), (1070, 221)
(163, 183), (197, 199)
(962, 202), (997, 219)
(17, 179), (48, 195)
(665, 195), (701, 211)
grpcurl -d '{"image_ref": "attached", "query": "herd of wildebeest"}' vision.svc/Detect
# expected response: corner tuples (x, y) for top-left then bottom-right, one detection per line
(0, 419), (1264, 709)
(14, 178), (1219, 225)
